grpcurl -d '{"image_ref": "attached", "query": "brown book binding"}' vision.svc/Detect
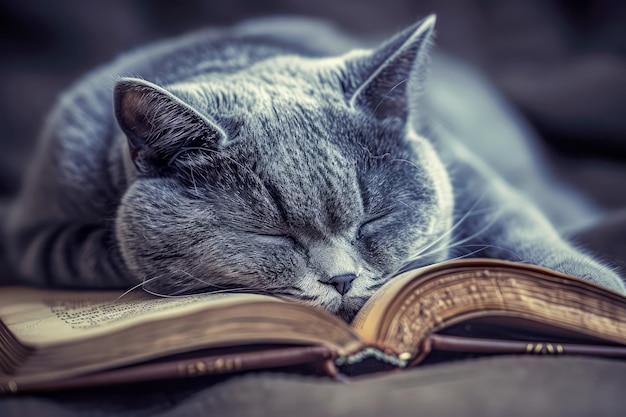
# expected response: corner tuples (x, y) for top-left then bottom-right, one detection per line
(9, 334), (626, 393)
(1, 345), (336, 394)
(425, 334), (626, 359)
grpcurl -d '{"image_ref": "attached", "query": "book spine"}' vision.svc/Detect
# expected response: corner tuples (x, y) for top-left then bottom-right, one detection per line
(426, 334), (626, 358)
(333, 345), (408, 377)
(0, 346), (335, 394)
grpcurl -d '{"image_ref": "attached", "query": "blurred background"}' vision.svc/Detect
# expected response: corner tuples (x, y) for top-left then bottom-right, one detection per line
(1, 0), (625, 260)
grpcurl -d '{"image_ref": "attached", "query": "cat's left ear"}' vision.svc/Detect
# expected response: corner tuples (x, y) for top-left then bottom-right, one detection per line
(114, 78), (227, 174)
(345, 15), (435, 124)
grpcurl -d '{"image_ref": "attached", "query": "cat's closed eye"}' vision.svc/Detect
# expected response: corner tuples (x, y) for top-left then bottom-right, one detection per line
(356, 213), (391, 241)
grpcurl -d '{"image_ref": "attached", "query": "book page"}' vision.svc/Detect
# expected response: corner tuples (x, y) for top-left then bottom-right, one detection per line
(351, 267), (430, 343)
(351, 262), (478, 341)
(353, 259), (626, 357)
(0, 287), (279, 346)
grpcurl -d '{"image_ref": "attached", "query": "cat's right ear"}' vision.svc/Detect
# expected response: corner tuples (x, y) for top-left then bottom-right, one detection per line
(114, 78), (227, 174)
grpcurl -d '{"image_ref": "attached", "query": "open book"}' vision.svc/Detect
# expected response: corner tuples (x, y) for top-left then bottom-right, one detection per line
(2, 258), (626, 393)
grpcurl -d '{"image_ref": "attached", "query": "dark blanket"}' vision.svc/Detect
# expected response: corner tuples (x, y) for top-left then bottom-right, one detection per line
(2, 355), (626, 416)
(1, 1), (625, 416)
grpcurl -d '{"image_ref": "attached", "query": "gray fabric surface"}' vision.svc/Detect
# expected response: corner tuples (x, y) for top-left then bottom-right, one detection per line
(2, 355), (626, 417)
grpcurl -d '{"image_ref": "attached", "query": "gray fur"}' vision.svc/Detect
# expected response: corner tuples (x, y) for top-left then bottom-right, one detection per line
(4, 15), (624, 321)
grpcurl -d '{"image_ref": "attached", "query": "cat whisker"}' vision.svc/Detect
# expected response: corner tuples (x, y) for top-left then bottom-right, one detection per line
(450, 243), (526, 262)
(370, 78), (408, 117)
(171, 267), (220, 288)
(386, 197), (512, 279)
(358, 144), (391, 161)
(116, 276), (163, 300)
(239, 286), (318, 302)
(140, 287), (183, 298)
(393, 244), (491, 276)
(143, 266), (313, 300)
(132, 266), (227, 297)
(391, 158), (424, 174)
(411, 209), (507, 262)
(366, 281), (386, 292)
(199, 287), (261, 295)
(167, 146), (211, 166)
(420, 116), (452, 140)
(406, 190), (492, 261)
(442, 246), (505, 263)
(189, 165), (200, 196)
(145, 285), (263, 298)
(408, 241), (526, 273)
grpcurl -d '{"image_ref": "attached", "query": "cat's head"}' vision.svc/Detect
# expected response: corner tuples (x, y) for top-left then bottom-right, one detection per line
(114, 15), (453, 321)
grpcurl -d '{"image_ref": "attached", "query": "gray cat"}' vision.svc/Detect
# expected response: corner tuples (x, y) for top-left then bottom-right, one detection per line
(4, 15), (624, 321)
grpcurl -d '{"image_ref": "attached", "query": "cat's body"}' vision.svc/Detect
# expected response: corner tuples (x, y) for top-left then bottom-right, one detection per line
(5, 16), (624, 321)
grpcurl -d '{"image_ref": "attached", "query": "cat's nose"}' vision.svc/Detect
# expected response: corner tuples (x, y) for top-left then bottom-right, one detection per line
(326, 273), (356, 296)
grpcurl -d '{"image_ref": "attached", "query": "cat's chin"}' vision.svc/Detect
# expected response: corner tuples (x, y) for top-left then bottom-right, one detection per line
(325, 296), (366, 323)
(309, 292), (371, 323)
(336, 303), (360, 323)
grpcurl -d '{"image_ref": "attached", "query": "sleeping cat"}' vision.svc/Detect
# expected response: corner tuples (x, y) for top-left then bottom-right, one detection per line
(4, 15), (624, 321)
